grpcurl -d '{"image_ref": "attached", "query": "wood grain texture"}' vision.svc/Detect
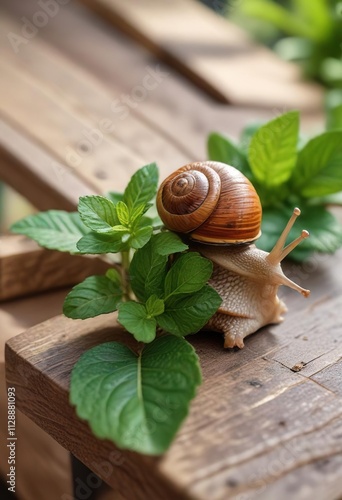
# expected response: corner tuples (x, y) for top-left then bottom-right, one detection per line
(0, 10), (189, 178)
(0, 57), (146, 195)
(78, 0), (323, 110)
(6, 249), (342, 499)
(0, 235), (110, 301)
(0, 119), (94, 211)
(0, 0), (292, 166)
(0, 289), (74, 500)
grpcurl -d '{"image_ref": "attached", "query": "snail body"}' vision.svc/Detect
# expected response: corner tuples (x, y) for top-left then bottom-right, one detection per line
(157, 161), (310, 348)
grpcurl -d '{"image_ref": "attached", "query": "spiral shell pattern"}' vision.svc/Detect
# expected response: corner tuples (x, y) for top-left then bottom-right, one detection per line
(156, 161), (262, 244)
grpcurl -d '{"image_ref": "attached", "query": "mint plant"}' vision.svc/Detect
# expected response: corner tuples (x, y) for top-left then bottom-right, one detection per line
(208, 111), (342, 261)
(11, 163), (221, 455)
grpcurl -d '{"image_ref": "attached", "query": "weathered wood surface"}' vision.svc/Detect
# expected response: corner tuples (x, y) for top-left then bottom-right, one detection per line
(6, 249), (342, 500)
(0, 289), (73, 500)
(0, 119), (93, 212)
(0, 0), (323, 205)
(0, 235), (110, 301)
(78, 0), (323, 110)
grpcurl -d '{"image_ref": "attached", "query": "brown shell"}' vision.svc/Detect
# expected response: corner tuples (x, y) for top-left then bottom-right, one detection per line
(156, 161), (262, 244)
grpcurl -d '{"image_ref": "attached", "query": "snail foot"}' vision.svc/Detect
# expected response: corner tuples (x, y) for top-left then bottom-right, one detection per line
(223, 333), (245, 349)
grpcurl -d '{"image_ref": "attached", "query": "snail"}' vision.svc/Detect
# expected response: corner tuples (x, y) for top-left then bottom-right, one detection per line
(156, 161), (310, 349)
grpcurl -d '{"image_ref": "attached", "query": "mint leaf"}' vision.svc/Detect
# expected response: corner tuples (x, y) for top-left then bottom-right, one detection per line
(70, 336), (201, 455)
(130, 203), (148, 224)
(258, 205), (342, 259)
(105, 268), (122, 285)
(292, 131), (342, 197)
(130, 225), (153, 249)
(11, 211), (89, 253)
(207, 132), (251, 177)
(158, 285), (221, 335)
(118, 302), (156, 343)
(152, 232), (188, 255)
(78, 196), (118, 233)
(240, 122), (262, 152)
(63, 275), (122, 319)
(77, 232), (127, 254)
(248, 111), (299, 187)
(326, 90), (342, 131)
(297, 206), (342, 253)
(123, 163), (159, 210)
(164, 253), (213, 297)
(116, 201), (130, 226)
(145, 295), (165, 317)
(129, 239), (168, 301)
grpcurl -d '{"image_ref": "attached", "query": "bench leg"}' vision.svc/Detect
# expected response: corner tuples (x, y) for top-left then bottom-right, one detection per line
(71, 454), (107, 500)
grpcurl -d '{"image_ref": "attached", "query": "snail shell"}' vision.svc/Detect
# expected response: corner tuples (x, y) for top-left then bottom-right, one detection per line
(156, 161), (262, 244)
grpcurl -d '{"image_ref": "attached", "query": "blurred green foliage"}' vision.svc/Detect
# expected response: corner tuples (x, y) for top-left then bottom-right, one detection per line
(231, 0), (342, 88)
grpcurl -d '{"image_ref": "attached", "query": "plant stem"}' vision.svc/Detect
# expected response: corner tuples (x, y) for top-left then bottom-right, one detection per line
(121, 250), (132, 301)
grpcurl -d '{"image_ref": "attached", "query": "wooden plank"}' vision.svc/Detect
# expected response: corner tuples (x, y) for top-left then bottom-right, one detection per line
(1, 0), (278, 164)
(311, 359), (342, 396)
(0, 11), (190, 175)
(0, 235), (111, 301)
(0, 119), (94, 211)
(78, 0), (323, 110)
(5, 255), (342, 500)
(0, 58), (146, 194)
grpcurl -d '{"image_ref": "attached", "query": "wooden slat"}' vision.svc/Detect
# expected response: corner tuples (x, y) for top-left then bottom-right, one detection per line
(6, 249), (342, 499)
(0, 10), (190, 174)
(0, 235), (111, 301)
(1, 0), (278, 164)
(0, 58), (146, 194)
(78, 0), (323, 110)
(0, 119), (94, 211)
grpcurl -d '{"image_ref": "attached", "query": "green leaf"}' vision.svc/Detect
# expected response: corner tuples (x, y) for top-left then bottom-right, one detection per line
(207, 132), (251, 177)
(63, 275), (122, 319)
(293, 132), (342, 197)
(248, 111), (299, 187)
(158, 285), (222, 335)
(70, 336), (202, 455)
(129, 238), (168, 301)
(123, 163), (159, 210)
(118, 302), (156, 343)
(239, 0), (317, 39)
(326, 90), (342, 131)
(145, 295), (165, 317)
(115, 201), (130, 226)
(78, 196), (118, 233)
(164, 253), (213, 298)
(258, 205), (342, 259)
(153, 231), (188, 256)
(11, 211), (89, 253)
(130, 203), (148, 224)
(77, 232), (126, 254)
(105, 268), (122, 285)
(130, 225), (153, 249)
(239, 122), (262, 153)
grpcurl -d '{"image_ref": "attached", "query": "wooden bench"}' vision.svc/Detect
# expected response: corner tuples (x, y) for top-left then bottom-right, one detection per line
(2, 1), (341, 499)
